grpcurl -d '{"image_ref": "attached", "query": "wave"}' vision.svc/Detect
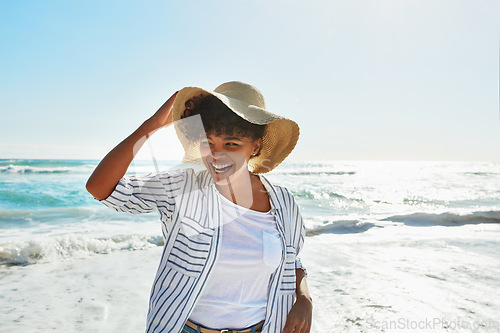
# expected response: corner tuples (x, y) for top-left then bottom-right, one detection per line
(0, 159), (183, 175)
(0, 191), (69, 208)
(306, 220), (377, 235)
(3, 210), (499, 265)
(0, 186), (95, 210)
(382, 211), (500, 227)
(0, 164), (92, 174)
(0, 159), (92, 167)
(0, 206), (156, 226)
(293, 189), (364, 203)
(305, 210), (500, 237)
(0, 234), (164, 266)
(277, 171), (355, 176)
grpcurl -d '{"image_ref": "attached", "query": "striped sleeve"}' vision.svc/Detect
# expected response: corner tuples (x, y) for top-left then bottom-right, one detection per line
(288, 188), (308, 277)
(100, 169), (186, 215)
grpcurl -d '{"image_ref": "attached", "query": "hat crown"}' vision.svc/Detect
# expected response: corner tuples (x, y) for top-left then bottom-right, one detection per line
(214, 81), (266, 109)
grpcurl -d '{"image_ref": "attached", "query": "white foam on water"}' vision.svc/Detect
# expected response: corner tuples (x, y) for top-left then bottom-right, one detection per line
(383, 210), (500, 226)
(304, 210), (500, 237)
(0, 164), (94, 174)
(0, 233), (163, 266)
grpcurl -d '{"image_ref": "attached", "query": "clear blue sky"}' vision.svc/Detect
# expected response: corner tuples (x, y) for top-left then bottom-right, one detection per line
(1, 0), (499, 161)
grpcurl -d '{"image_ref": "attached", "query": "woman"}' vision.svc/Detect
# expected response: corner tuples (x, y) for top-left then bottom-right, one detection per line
(86, 81), (312, 333)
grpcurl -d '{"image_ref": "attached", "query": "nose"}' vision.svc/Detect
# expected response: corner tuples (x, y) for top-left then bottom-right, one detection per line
(211, 150), (228, 161)
(210, 145), (236, 163)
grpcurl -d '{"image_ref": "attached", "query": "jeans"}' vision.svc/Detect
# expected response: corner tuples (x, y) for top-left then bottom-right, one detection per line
(181, 324), (198, 333)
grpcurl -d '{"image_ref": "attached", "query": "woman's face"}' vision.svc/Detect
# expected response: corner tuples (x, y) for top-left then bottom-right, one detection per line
(200, 132), (261, 183)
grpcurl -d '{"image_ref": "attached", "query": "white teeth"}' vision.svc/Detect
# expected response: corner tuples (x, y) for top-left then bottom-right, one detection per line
(212, 162), (232, 170)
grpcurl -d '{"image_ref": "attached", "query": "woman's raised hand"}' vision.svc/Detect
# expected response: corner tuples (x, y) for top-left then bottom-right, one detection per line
(149, 91), (178, 129)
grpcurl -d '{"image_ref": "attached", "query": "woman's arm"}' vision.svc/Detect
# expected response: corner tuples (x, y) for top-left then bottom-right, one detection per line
(282, 268), (313, 333)
(86, 92), (177, 200)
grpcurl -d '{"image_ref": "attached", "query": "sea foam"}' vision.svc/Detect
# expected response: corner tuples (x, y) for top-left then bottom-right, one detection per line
(0, 234), (163, 266)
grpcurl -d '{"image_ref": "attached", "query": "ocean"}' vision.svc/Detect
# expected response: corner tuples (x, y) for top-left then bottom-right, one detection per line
(1, 159), (500, 332)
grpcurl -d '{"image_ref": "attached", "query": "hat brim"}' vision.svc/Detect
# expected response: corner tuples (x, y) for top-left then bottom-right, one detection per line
(171, 86), (299, 174)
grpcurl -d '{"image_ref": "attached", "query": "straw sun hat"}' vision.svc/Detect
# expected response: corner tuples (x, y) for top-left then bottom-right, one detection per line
(171, 81), (299, 174)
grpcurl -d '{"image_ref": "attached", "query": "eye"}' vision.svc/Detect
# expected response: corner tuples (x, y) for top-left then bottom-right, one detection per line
(225, 142), (239, 147)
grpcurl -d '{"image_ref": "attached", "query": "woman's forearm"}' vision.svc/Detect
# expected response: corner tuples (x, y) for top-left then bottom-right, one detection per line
(86, 92), (177, 200)
(295, 268), (312, 303)
(282, 268), (313, 332)
(85, 119), (159, 200)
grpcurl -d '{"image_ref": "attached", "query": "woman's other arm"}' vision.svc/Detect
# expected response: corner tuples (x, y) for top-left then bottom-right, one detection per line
(282, 268), (313, 333)
(86, 92), (177, 200)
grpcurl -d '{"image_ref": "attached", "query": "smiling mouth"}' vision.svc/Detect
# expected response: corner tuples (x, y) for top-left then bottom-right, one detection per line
(212, 162), (234, 174)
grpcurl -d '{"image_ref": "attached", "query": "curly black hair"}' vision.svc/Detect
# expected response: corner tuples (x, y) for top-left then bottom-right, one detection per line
(179, 94), (265, 142)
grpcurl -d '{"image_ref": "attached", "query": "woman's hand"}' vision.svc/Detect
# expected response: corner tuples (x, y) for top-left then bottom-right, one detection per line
(282, 294), (313, 333)
(148, 91), (178, 129)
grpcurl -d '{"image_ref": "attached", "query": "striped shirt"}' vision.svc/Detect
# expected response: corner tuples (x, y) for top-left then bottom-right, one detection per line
(101, 168), (307, 333)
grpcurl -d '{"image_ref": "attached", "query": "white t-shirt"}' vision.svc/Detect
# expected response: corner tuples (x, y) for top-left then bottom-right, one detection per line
(189, 192), (282, 329)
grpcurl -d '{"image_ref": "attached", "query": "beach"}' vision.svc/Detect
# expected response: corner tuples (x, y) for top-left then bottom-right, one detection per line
(1, 160), (500, 332)
(2, 224), (499, 332)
